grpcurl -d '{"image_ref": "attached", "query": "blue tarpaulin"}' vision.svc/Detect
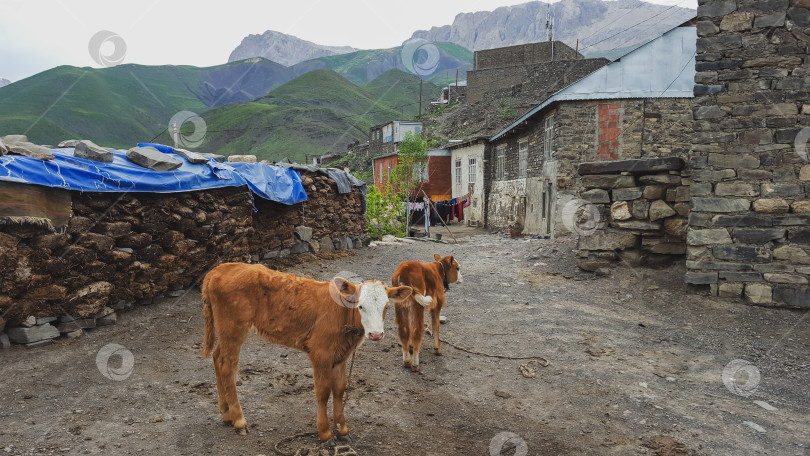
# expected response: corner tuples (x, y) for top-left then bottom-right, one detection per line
(0, 147), (308, 205)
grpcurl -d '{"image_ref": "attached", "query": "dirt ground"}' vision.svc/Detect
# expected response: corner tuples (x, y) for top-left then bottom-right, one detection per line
(1, 226), (809, 456)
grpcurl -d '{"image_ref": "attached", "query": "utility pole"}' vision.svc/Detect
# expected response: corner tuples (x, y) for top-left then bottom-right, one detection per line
(455, 69), (459, 100)
(419, 79), (423, 118)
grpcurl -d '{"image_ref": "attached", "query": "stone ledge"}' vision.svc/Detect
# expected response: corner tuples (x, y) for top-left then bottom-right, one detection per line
(578, 157), (685, 175)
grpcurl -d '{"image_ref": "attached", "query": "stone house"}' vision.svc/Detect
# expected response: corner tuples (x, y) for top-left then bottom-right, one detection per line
(484, 21), (697, 236)
(685, 0), (810, 307)
(448, 137), (487, 225)
(465, 40), (609, 104)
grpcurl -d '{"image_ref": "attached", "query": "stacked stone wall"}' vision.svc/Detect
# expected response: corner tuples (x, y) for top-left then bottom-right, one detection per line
(688, 0), (810, 307)
(0, 172), (368, 346)
(575, 158), (689, 271)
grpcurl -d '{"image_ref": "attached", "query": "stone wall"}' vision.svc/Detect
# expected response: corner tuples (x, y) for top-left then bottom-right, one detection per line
(575, 158), (689, 271)
(484, 97), (693, 233)
(473, 41), (581, 71)
(0, 172), (368, 347)
(688, 0), (810, 307)
(467, 58), (609, 104)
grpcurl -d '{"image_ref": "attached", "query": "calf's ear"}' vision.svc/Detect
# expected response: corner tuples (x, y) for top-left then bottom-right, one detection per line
(387, 286), (413, 301)
(332, 277), (357, 297)
(433, 253), (442, 261)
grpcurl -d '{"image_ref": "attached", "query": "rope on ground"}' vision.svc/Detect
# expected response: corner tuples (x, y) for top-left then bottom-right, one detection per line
(273, 432), (358, 456)
(439, 337), (550, 367)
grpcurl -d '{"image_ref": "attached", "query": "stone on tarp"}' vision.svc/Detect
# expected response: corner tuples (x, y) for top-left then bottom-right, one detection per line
(0, 137), (7, 156)
(57, 139), (82, 147)
(174, 148), (210, 164)
(199, 152), (226, 163)
(6, 324), (59, 344)
(126, 146), (182, 171)
(1, 134), (28, 144)
(74, 140), (114, 163)
(8, 142), (55, 161)
(294, 225), (313, 242)
(227, 155), (257, 163)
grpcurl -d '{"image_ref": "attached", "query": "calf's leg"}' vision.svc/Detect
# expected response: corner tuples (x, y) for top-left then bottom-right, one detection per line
(409, 307), (426, 371)
(212, 324), (250, 434)
(395, 302), (412, 367)
(431, 296), (445, 355)
(312, 361), (334, 442)
(331, 362), (350, 438)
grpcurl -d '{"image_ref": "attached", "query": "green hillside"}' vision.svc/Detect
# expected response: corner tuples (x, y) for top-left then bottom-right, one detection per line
(292, 42), (473, 85)
(176, 69), (440, 163)
(0, 42), (467, 154)
(0, 60), (296, 149)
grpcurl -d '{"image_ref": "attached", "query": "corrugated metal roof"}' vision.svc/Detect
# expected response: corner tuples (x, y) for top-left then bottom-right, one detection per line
(490, 23), (696, 142)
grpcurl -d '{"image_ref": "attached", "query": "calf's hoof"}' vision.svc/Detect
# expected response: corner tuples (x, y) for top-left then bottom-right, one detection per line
(337, 434), (352, 442)
(434, 349), (442, 355)
(410, 365), (420, 372)
(234, 418), (248, 435)
(318, 430), (333, 442)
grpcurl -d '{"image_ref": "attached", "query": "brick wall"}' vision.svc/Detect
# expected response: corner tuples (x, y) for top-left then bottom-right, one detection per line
(687, 0), (810, 307)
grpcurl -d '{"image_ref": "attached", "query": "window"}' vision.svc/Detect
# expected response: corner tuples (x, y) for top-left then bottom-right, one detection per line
(518, 140), (528, 178)
(468, 158), (477, 183)
(379, 163), (383, 184)
(544, 117), (554, 160)
(455, 159), (462, 192)
(387, 161), (391, 182)
(412, 161), (428, 182)
(496, 145), (505, 180)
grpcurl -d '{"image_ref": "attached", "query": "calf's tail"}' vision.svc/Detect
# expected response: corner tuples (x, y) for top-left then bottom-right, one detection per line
(201, 280), (217, 359)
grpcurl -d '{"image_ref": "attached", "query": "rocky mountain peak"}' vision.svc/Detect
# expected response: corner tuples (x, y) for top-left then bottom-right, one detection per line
(228, 30), (358, 67)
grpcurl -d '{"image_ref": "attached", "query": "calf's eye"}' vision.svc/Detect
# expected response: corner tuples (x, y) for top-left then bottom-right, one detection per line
(358, 305), (364, 310)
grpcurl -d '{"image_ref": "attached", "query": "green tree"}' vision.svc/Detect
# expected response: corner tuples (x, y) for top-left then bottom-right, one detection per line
(365, 183), (406, 240)
(390, 131), (428, 231)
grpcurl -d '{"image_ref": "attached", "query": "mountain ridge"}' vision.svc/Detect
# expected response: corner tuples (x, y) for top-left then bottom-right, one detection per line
(228, 30), (358, 66)
(407, 0), (695, 58)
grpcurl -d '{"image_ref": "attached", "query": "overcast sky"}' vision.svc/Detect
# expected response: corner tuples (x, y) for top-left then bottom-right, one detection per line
(0, 0), (697, 82)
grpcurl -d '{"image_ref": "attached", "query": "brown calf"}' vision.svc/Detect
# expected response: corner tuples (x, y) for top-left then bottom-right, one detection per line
(202, 262), (412, 441)
(391, 254), (463, 371)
